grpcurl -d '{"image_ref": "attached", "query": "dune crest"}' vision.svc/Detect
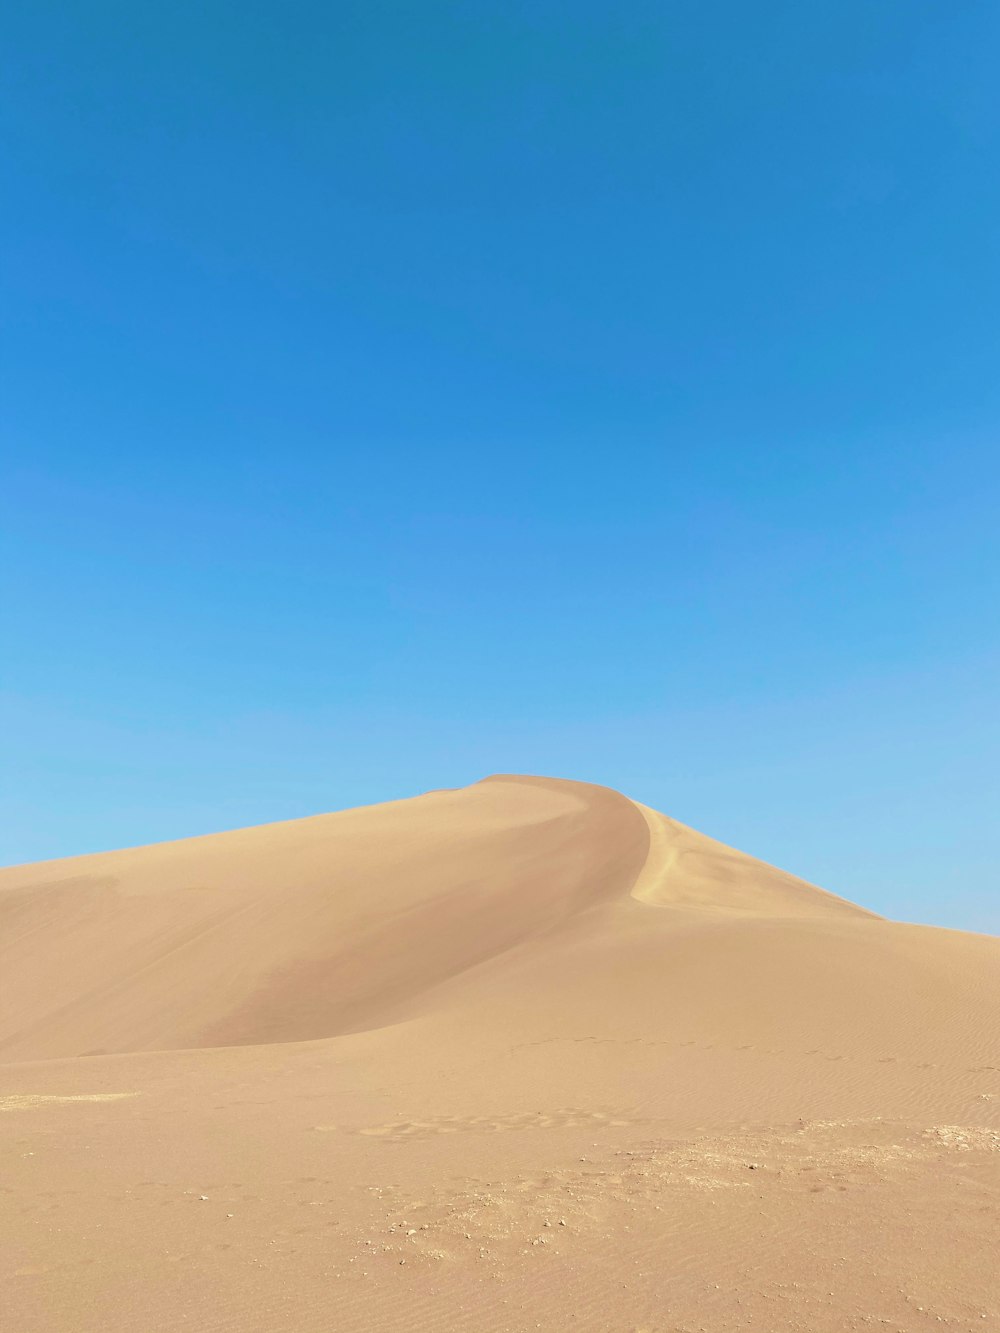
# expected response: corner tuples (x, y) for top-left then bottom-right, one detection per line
(628, 799), (878, 918)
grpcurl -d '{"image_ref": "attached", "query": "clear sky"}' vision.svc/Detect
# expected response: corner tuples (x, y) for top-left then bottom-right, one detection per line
(2, 2), (998, 932)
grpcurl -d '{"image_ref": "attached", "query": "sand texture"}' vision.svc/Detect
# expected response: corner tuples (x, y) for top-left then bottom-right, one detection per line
(2, 774), (998, 1331)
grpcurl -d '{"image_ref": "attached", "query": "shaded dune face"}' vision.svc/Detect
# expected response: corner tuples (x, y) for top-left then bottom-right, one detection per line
(0, 776), (649, 1059)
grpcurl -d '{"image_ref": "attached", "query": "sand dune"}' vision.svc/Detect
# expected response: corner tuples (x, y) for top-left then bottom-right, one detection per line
(2, 775), (998, 1332)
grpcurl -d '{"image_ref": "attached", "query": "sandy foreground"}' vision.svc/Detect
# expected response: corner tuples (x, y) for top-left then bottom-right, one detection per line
(1, 774), (998, 1332)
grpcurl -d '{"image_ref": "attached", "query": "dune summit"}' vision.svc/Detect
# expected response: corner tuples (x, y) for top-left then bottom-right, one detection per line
(2, 775), (998, 1332)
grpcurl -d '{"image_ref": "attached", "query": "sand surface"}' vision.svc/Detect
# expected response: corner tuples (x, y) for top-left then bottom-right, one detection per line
(2, 774), (998, 1331)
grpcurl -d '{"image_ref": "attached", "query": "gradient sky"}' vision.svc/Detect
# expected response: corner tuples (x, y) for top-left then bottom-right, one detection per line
(3, 2), (998, 932)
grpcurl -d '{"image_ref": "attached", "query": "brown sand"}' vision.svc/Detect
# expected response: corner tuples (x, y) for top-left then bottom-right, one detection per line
(1, 774), (998, 1331)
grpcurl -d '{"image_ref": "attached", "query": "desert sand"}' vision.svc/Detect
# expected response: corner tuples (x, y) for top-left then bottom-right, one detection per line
(1, 774), (998, 1332)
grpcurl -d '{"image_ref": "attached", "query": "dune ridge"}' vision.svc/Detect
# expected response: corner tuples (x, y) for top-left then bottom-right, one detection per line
(628, 798), (878, 918)
(2, 774), (998, 1332)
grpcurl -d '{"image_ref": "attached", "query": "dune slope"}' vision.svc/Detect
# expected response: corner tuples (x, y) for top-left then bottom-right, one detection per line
(2, 775), (998, 1333)
(0, 776), (650, 1059)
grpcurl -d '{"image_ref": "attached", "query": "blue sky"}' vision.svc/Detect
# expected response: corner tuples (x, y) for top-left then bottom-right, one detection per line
(2, 2), (998, 932)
